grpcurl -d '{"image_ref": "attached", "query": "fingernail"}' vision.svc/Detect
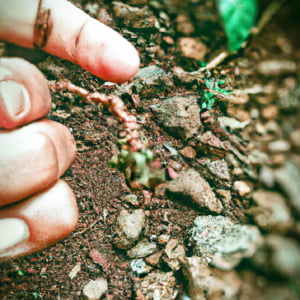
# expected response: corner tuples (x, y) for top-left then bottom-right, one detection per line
(0, 81), (30, 120)
(0, 218), (29, 253)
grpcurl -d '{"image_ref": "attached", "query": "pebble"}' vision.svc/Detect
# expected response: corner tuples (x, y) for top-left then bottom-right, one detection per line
(218, 116), (249, 132)
(165, 168), (223, 214)
(134, 271), (178, 300)
(176, 14), (195, 35)
(158, 234), (170, 245)
(127, 240), (157, 258)
(151, 95), (201, 140)
(189, 215), (262, 270)
(259, 165), (275, 187)
(177, 37), (207, 61)
(162, 239), (186, 271)
(179, 146), (197, 159)
(233, 181), (252, 197)
(268, 140), (290, 153)
(258, 60), (297, 75)
(261, 105), (278, 119)
(290, 128), (300, 149)
(252, 235), (300, 277)
(248, 190), (293, 232)
(145, 251), (163, 266)
(121, 194), (139, 207)
(274, 161), (300, 214)
(112, 2), (158, 30)
(83, 278), (108, 300)
(183, 256), (241, 300)
(113, 209), (146, 250)
(130, 259), (153, 276)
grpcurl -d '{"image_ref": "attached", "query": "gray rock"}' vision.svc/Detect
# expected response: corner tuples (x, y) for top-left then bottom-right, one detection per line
(165, 168), (223, 213)
(112, 2), (159, 30)
(252, 235), (300, 277)
(189, 215), (262, 270)
(248, 190), (293, 232)
(151, 95), (201, 140)
(134, 271), (178, 300)
(83, 278), (108, 300)
(127, 240), (157, 258)
(218, 116), (249, 132)
(133, 66), (172, 98)
(258, 60), (297, 75)
(268, 140), (291, 153)
(183, 256), (241, 300)
(113, 209), (146, 250)
(130, 259), (153, 276)
(274, 161), (300, 214)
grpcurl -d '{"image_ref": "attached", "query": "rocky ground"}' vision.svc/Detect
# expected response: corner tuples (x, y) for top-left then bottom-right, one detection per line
(1, 0), (300, 299)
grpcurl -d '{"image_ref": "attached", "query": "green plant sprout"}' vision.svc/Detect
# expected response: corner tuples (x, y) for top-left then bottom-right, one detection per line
(199, 0), (287, 70)
(51, 80), (165, 190)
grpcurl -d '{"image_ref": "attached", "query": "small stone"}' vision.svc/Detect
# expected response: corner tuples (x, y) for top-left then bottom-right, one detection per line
(163, 239), (186, 271)
(274, 161), (300, 214)
(165, 168), (223, 214)
(68, 262), (81, 280)
(89, 249), (108, 271)
(218, 116), (249, 132)
(127, 240), (157, 258)
(179, 146), (197, 159)
(233, 181), (251, 197)
(215, 189), (232, 207)
(134, 271), (178, 300)
(121, 194), (139, 207)
(178, 37), (207, 61)
(248, 190), (293, 232)
(268, 140), (290, 153)
(259, 165), (275, 187)
(205, 158), (231, 183)
(145, 251), (163, 266)
(265, 120), (281, 134)
(252, 235), (300, 277)
(261, 105), (278, 119)
(290, 128), (300, 149)
(183, 256), (241, 300)
(176, 14), (195, 35)
(113, 209), (146, 250)
(83, 278), (108, 300)
(258, 60), (297, 75)
(189, 215), (262, 270)
(130, 259), (153, 276)
(112, 2), (158, 30)
(151, 95), (201, 140)
(269, 154), (286, 166)
(157, 234), (170, 245)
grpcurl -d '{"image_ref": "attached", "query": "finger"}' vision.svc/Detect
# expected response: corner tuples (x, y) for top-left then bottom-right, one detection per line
(0, 0), (140, 83)
(0, 180), (78, 261)
(0, 119), (76, 206)
(0, 57), (51, 129)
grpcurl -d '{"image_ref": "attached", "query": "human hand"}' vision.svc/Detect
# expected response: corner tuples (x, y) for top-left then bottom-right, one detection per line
(0, 0), (140, 260)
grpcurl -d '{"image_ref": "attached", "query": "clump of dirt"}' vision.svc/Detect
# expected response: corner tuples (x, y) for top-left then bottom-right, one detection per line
(1, 0), (300, 299)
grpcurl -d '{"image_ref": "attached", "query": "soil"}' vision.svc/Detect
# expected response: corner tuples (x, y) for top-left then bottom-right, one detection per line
(1, 0), (300, 299)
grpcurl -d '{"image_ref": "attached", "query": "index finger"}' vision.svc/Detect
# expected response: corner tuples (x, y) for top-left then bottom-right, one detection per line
(0, 0), (140, 83)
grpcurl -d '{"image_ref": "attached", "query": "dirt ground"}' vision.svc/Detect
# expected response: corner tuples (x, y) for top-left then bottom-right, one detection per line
(1, 0), (300, 299)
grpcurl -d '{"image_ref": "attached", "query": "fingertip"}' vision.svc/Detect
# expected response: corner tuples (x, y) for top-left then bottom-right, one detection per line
(74, 19), (140, 83)
(0, 180), (78, 261)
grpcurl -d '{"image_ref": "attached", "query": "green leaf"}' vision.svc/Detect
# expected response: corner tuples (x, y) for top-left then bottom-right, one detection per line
(218, 0), (257, 52)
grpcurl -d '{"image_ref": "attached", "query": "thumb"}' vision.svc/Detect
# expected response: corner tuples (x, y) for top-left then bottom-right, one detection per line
(0, 57), (51, 129)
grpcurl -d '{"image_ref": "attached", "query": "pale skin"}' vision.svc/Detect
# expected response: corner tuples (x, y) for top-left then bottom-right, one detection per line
(0, 0), (140, 260)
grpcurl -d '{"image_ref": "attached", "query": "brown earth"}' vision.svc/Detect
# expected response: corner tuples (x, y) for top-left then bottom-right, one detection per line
(1, 0), (300, 299)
